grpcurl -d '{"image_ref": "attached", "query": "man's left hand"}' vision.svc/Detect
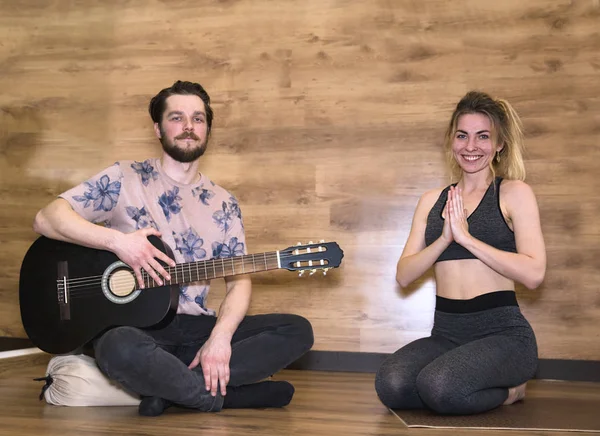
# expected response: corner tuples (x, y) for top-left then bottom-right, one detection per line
(188, 333), (232, 397)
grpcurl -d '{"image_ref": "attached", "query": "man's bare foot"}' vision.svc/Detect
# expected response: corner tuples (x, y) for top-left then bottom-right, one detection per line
(503, 382), (527, 405)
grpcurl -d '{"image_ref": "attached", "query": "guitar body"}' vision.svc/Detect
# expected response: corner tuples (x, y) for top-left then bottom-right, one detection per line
(19, 235), (179, 355)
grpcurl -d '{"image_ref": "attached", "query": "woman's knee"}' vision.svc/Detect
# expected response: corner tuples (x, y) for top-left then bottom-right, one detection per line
(374, 362), (416, 409)
(416, 366), (462, 414)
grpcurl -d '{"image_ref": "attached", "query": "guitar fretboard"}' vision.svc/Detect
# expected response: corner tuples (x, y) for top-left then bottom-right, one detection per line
(140, 251), (280, 289)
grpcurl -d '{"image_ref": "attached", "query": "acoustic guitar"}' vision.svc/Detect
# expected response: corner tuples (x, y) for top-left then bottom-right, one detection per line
(19, 236), (343, 354)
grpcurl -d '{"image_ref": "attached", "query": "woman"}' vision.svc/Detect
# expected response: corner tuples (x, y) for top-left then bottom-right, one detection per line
(375, 91), (546, 415)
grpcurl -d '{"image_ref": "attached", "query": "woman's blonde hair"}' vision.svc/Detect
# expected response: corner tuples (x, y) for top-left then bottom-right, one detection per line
(443, 91), (526, 182)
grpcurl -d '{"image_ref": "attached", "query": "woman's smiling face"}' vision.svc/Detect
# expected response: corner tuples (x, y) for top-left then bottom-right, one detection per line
(452, 113), (503, 175)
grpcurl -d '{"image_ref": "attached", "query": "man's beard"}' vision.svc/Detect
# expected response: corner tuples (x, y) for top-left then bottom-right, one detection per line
(160, 130), (208, 163)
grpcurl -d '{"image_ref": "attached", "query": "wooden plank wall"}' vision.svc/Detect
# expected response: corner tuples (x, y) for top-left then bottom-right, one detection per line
(1, 0), (599, 359)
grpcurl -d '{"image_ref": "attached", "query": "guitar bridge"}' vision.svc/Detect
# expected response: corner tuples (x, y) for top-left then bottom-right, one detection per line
(57, 261), (71, 320)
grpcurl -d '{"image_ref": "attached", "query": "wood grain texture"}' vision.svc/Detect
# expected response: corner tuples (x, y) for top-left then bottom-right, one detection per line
(0, 355), (598, 436)
(0, 351), (50, 377)
(1, 0), (599, 359)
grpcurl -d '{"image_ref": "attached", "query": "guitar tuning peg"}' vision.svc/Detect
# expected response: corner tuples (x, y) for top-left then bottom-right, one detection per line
(298, 270), (305, 277)
(322, 268), (328, 276)
(296, 242), (302, 246)
(308, 241), (314, 245)
(309, 269), (317, 275)
(320, 239), (325, 243)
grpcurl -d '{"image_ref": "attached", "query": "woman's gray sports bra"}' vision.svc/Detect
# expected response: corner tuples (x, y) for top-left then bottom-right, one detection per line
(424, 177), (517, 262)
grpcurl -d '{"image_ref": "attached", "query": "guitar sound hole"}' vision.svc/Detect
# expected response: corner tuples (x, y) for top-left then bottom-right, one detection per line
(108, 269), (136, 297)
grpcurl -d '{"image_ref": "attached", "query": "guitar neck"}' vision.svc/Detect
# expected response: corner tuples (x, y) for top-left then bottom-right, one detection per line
(141, 251), (280, 288)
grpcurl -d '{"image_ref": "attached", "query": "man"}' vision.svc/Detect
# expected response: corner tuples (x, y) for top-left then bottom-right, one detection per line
(33, 80), (314, 416)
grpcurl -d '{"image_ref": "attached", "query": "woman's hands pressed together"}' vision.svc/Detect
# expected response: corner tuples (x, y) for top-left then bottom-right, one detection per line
(443, 186), (472, 247)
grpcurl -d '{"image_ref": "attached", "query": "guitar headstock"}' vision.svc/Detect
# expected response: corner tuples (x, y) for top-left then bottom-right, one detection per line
(279, 240), (344, 276)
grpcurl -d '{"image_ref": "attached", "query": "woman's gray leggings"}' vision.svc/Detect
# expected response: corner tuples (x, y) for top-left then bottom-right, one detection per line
(375, 291), (538, 415)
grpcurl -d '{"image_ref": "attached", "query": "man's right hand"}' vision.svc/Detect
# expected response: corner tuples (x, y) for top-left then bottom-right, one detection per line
(111, 228), (176, 288)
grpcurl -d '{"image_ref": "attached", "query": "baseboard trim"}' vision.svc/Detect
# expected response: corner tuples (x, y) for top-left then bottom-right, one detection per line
(2, 338), (599, 383)
(0, 347), (42, 360)
(0, 337), (34, 352)
(286, 350), (600, 383)
(534, 358), (600, 383)
(286, 350), (387, 373)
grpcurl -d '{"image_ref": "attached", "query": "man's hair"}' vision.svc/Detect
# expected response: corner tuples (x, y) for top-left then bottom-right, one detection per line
(148, 80), (213, 134)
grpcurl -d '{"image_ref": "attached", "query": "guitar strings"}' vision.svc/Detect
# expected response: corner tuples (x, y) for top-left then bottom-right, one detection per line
(61, 253), (283, 287)
(61, 253), (281, 283)
(63, 262), (332, 299)
(60, 253), (281, 285)
(62, 253), (282, 295)
(60, 250), (326, 287)
(64, 258), (332, 299)
(58, 251), (316, 285)
(56, 252), (330, 298)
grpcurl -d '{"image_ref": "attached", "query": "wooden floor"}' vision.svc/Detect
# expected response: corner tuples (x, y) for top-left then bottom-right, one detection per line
(0, 355), (598, 436)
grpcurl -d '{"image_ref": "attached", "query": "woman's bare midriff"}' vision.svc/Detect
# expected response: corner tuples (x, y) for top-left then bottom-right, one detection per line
(433, 258), (515, 300)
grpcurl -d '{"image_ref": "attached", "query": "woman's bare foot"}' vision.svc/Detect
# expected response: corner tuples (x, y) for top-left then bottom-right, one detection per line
(503, 382), (527, 405)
